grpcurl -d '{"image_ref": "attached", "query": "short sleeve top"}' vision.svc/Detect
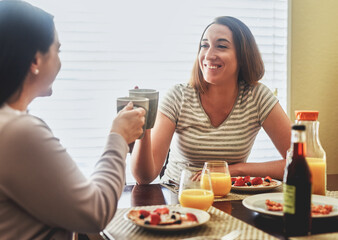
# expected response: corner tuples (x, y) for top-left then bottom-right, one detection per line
(159, 81), (278, 183)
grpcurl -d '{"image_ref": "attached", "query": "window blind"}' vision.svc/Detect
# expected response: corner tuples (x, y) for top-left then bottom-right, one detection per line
(26, 0), (288, 183)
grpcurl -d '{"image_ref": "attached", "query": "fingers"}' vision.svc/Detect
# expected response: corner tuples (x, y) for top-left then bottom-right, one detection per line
(124, 101), (134, 110)
(111, 103), (146, 144)
(191, 171), (202, 181)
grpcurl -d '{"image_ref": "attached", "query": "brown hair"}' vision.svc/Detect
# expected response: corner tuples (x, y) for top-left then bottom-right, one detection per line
(189, 16), (264, 93)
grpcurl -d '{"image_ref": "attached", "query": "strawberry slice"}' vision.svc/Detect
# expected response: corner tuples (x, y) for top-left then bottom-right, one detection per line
(139, 209), (150, 218)
(154, 207), (169, 215)
(251, 177), (263, 185)
(150, 213), (161, 225)
(186, 213), (198, 222)
(264, 176), (272, 183)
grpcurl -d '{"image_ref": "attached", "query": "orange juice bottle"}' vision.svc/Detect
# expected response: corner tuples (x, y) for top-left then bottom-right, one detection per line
(295, 111), (326, 195)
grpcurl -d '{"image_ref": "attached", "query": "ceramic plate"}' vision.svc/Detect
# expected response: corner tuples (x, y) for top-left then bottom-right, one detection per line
(124, 205), (210, 231)
(231, 177), (282, 192)
(243, 192), (338, 218)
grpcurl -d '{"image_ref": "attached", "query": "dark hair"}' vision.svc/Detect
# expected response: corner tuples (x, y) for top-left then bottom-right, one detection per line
(189, 16), (265, 93)
(0, 0), (55, 105)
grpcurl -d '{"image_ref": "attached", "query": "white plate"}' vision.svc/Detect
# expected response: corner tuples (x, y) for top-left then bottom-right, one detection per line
(231, 177), (282, 192)
(243, 193), (338, 218)
(124, 205), (210, 231)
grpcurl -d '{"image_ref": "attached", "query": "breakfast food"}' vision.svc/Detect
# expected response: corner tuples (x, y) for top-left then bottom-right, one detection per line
(127, 207), (198, 226)
(265, 200), (333, 215)
(231, 176), (277, 187)
(265, 199), (283, 211)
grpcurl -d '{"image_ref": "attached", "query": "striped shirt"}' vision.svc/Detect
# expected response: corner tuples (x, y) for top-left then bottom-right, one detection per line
(159, 81), (278, 183)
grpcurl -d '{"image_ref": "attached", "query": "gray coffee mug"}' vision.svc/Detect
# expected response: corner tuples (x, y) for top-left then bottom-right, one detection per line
(129, 89), (159, 129)
(116, 96), (149, 139)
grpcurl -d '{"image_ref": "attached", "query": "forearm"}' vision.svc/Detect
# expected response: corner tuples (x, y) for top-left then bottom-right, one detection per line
(131, 130), (160, 184)
(229, 159), (286, 180)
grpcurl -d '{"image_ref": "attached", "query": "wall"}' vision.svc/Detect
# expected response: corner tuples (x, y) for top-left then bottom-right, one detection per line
(289, 0), (338, 174)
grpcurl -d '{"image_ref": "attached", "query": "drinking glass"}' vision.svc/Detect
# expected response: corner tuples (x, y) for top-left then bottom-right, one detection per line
(178, 168), (214, 211)
(202, 161), (231, 198)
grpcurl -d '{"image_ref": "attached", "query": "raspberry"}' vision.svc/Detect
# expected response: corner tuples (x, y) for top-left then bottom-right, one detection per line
(251, 177), (263, 185)
(244, 175), (251, 183)
(234, 178), (245, 186)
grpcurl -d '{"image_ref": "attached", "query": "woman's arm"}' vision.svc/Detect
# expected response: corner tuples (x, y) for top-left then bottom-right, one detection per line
(131, 112), (175, 184)
(229, 103), (292, 180)
(0, 116), (128, 232)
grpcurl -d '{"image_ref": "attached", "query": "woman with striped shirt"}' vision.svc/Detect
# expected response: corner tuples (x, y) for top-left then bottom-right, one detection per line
(131, 16), (291, 184)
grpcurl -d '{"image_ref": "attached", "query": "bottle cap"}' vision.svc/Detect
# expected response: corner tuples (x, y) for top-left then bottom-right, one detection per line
(295, 110), (319, 121)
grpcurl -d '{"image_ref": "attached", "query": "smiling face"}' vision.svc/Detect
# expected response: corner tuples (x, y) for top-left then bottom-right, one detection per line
(198, 24), (239, 87)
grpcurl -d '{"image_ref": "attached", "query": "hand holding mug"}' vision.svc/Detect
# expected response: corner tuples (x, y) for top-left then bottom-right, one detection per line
(111, 101), (146, 144)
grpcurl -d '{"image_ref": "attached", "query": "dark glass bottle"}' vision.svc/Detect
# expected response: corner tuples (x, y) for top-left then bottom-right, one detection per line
(283, 124), (312, 236)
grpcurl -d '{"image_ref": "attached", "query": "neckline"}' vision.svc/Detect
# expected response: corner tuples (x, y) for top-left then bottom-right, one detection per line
(1, 103), (27, 115)
(197, 84), (241, 129)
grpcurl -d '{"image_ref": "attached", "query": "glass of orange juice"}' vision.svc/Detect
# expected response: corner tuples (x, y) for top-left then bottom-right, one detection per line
(201, 161), (231, 198)
(178, 168), (214, 211)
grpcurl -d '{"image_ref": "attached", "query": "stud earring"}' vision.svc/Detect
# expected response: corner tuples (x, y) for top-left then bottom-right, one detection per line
(35, 69), (39, 75)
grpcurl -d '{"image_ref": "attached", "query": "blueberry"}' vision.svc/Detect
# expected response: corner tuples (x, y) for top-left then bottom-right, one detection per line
(139, 214), (145, 219)
(171, 215), (176, 219)
(247, 182), (252, 186)
(145, 221), (150, 225)
(264, 179), (270, 183)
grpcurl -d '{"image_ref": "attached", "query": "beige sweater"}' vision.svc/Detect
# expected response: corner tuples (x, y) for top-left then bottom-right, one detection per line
(0, 104), (128, 239)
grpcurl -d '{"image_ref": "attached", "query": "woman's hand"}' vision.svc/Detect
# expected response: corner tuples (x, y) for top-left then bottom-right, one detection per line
(111, 102), (146, 144)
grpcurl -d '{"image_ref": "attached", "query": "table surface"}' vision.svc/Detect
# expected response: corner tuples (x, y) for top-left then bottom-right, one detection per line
(86, 174), (338, 240)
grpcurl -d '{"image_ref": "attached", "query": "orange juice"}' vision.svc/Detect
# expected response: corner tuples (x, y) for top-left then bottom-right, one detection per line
(202, 172), (231, 197)
(179, 189), (214, 211)
(306, 157), (326, 195)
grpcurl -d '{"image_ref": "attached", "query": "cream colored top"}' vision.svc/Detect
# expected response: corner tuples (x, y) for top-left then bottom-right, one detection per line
(0, 104), (128, 239)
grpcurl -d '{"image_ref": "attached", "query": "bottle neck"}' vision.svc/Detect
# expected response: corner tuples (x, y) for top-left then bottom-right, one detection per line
(291, 129), (306, 158)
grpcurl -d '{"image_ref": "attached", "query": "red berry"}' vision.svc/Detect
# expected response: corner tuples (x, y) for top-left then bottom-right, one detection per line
(150, 213), (161, 225)
(244, 176), (251, 183)
(251, 177), (263, 185)
(139, 209), (150, 218)
(236, 176), (243, 181)
(234, 178), (245, 186)
(186, 213), (198, 222)
(264, 176), (272, 183)
(154, 207), (169, 215)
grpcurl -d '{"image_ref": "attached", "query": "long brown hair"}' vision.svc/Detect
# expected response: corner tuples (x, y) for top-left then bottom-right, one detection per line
(189, 16), (264, 93)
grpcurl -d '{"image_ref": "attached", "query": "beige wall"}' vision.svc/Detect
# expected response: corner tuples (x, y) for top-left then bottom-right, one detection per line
(289, 0), (338, 174)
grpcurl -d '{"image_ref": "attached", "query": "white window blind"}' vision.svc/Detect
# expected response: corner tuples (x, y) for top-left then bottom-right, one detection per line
(26, 0), (288, 184)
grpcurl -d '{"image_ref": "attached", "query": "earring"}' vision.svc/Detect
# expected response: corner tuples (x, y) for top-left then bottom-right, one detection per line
(34, 69), (39, 75)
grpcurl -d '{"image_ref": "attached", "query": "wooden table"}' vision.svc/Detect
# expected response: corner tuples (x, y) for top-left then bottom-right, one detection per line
(85, 174), (338, 240)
